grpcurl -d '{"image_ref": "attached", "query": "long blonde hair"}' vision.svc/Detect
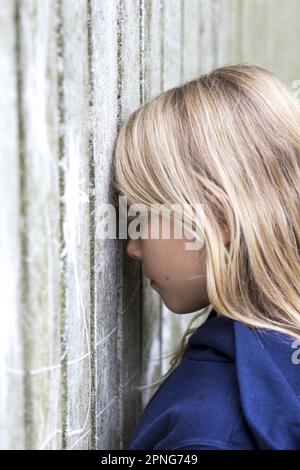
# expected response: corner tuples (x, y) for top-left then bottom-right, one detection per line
(113, 63), (300, 392)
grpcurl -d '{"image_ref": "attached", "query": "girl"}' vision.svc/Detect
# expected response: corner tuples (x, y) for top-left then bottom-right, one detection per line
(113, 64), (300, 450)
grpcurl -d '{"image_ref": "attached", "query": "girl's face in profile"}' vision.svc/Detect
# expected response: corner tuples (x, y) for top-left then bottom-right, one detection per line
(126, 210), (210, 314)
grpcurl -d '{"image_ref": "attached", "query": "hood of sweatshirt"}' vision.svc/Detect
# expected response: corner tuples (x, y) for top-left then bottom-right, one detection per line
(187, 308), (300, 449)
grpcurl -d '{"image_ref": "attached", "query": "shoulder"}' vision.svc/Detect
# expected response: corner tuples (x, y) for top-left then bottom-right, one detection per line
(151, 357), (256, 449)
(128, 351), (255, 450)
(131, 310), (288, 450)
(151, 312), (261, 450)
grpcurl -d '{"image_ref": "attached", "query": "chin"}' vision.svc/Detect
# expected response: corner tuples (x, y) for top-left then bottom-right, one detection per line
(164, 300), (209, 315)
(163, 302), (191, 314)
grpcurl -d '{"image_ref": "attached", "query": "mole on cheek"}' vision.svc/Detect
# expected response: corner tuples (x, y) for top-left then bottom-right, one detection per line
(166, 277), (169, 280)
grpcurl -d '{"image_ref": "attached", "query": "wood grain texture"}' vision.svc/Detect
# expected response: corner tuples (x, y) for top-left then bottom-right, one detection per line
(0, 0), (25, 450)
(90, 0), (120, 451)
(116, 0), (143, 450)
(61, 0), (92, 450)
(15, 0), (62, 449)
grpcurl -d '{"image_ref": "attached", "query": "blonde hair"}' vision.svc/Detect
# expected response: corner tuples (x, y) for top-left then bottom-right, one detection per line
(113, 63), (300, 392)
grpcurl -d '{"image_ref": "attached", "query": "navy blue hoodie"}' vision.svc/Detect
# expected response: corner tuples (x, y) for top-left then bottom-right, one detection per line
(127, 309), (300, 450)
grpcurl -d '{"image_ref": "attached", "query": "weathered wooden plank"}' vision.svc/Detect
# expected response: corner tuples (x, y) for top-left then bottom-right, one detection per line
(237, 0), (257, 66)
(60, 0), (92, 450)
(116, 0), (143, 450)
(161, 0), (183, 89)
(89, 0), (142, 450)
(199, 0), (215, 73)
(236, 0), (300, 86)
(226, 0), (242, 64)
(263, 0), (300, 86)
(143, 0), (164, 101)
(88, 0), (119, 450)
(212, 0), (232, 67)
(0, 0), (25, 450)
(182, 0), (202, 80)
(16, 0), (62, 449)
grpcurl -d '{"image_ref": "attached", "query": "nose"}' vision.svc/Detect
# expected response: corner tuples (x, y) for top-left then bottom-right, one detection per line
(126, 238), (142, 261)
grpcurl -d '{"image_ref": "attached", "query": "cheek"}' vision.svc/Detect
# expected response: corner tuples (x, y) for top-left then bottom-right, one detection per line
(142, 239), (184, 283)
(141, 241), (171, 281)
